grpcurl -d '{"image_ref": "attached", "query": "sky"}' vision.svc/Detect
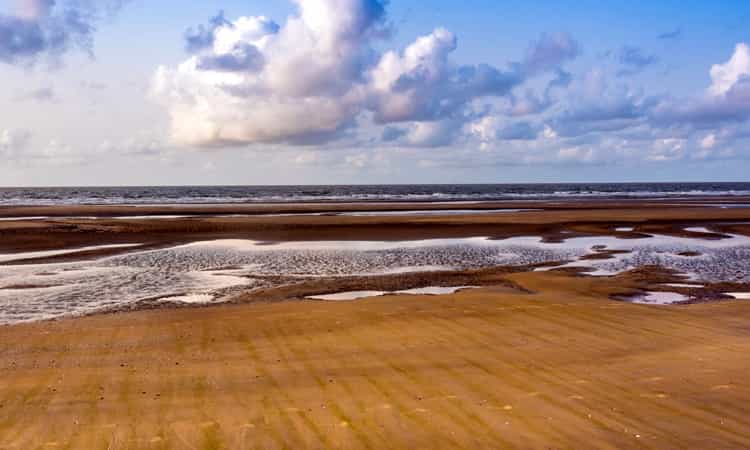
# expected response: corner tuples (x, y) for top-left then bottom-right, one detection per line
(1, 0), (750, 186)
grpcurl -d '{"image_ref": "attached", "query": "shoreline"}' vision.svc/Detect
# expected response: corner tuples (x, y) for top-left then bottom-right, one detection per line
(2, 200), (750, 256)
(1, 200), (749, 326)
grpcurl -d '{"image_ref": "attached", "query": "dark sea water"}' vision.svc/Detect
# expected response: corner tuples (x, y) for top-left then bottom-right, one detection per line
(1, 183), (750, 205)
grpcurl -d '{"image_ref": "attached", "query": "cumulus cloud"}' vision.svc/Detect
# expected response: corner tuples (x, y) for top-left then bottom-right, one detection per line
(709, 43), (750, 96)
(384, 39), (750, 167)
(151, 0), (578, 148)
(152, 0), (385, 146)
(148, 1), (750, 168)
(652, 43), (750, 127)
(0, 0), (127, 66)
(367, 28), (523, 124)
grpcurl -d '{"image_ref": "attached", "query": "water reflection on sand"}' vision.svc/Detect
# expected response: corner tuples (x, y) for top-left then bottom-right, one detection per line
(2, 231), (750, 324)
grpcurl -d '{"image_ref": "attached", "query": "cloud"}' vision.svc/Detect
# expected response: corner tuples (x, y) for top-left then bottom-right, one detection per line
(152, 1), (577, 148)
(522, 32), (580, 75)
(0, 129), (32, 159)
(1, 128), (127, 166)
(657, 28), (682, 40)
(471, 116), (538, 142)
(381, 125), (406, 142)
(648, 138), (686, 161)
(505, 89), (552, 116)
(652, 43), (750, 127)
(402, 119), (464, 147)
(548, 68), (573, 89)
(496, 121), (538, 140)
(617, 46), (658, 76)
(0, 0), (127, 66)
(0, 130), (85, 166)
(13, 86), (56, 102)
(709, 43), (750, 96)
(368, 27), (522, 123)
(184, 11), (232, 53)
(152, 0), (387, 146)
(99, 136), (167, 158)
(379, 41), (750, 167)
(405, 40), (750, 169)
(557, 146), (596, 163)
(700, 133), (717, 149)
(549, 69), (656, 137)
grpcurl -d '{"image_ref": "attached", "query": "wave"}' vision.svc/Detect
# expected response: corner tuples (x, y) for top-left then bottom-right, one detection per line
(1, 184), (749, 205)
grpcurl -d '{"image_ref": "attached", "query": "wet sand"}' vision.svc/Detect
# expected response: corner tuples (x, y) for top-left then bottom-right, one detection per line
(2, 200), (750, 260)
(1, 201), (750, 448)
(1, 271), (750, 449)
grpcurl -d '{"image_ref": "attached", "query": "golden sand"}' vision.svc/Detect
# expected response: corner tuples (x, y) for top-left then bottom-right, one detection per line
(1, 271), (749, 449)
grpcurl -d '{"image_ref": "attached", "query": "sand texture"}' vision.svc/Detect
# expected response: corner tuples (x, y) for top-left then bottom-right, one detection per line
(1, 271), (749, 449)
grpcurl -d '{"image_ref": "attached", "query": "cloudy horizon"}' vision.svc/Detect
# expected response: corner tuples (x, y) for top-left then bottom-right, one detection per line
(2, 0), (750, 186)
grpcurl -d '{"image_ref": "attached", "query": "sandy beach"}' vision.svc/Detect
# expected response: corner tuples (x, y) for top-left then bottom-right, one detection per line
(1, 201), (750, 448)
(2, 271), (750, 449)
(5, 0), (750, 444)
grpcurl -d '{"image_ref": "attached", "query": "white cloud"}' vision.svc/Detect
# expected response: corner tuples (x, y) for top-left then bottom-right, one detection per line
(651, 42), (750, 128)
(152, 0), (387, 146)
(648, 138), (685, 161)
(709, 43), (750, 96)
(0, 129), (32, 159)
(700, 133), (717, 149)
(152, 1), (572, 149)
(403, 119), (461, 147)
(558, 146), (594, 163)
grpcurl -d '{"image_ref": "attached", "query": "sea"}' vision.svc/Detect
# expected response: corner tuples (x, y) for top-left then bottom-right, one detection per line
(1, 183), (749, 205)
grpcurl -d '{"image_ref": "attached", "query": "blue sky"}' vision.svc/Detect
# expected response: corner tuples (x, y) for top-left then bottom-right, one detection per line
(1, 0), (750, 186)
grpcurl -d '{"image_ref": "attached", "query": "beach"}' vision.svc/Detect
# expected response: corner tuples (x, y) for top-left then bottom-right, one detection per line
(1, 199), (750, 448)
(5, 0), (750, 442)
(2, 272), (750, 449)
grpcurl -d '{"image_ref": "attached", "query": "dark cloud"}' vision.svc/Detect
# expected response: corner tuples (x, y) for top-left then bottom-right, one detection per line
(0, 0), (127, 67)
(617, 46), (658, 76)
(184, 11), (232, 53)
(196, 42), (265, 72)
(657, 28), (682, 40)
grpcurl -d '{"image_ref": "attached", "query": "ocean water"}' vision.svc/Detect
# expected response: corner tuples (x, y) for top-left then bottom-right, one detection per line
(1, 183), (750, 205)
